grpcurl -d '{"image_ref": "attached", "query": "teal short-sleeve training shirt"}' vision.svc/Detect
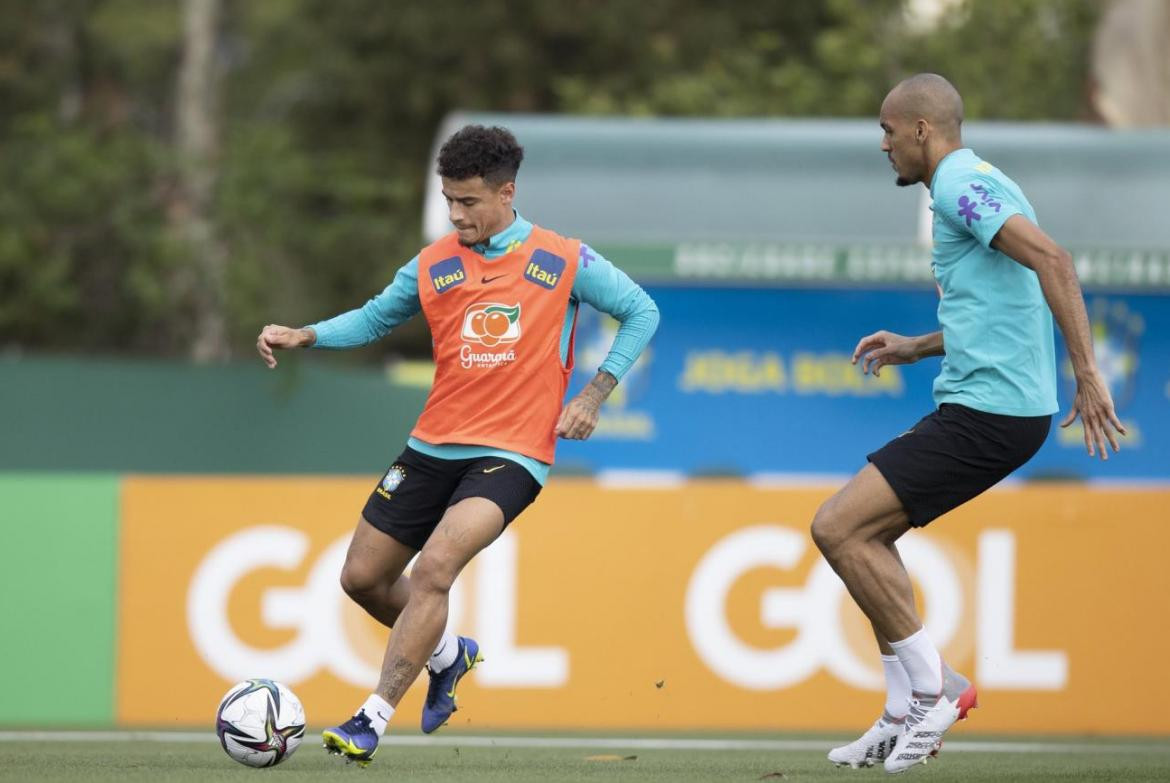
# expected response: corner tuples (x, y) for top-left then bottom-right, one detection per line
(928, 148), (1059, 417)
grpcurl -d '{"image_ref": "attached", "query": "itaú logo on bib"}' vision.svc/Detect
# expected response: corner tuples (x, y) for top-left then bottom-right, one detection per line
(460, 302), (520, 368)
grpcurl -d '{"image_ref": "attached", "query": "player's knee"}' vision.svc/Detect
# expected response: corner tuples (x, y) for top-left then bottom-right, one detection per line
(339, 562), (380, 603)
(409, 553), (457, 596)
(810, 504), (846, 559)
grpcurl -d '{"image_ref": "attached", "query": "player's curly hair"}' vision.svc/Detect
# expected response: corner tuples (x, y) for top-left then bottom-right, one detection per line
(436, 125), (524, 186)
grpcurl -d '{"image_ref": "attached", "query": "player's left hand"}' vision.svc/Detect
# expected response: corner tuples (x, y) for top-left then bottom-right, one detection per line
(1061, 368), (1127, 460)
(555, 395), (601, 440)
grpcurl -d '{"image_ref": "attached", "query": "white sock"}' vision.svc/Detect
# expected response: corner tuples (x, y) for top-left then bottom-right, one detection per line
(880, 654), (911, 719)
(428, 628), (459, 673)
(888, 627), (943, 695)
(359, 693), (393, 736)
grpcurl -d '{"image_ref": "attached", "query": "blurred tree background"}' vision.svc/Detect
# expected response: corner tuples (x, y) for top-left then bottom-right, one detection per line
(0, 0), (1101, 360)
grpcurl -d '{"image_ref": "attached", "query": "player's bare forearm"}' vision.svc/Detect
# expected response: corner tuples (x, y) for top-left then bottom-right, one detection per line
(1034, 257), (1096, 377)
(993, 214), (1125, 456)
(913, 331), (944, 359)
(1036, 256), (1126, 454)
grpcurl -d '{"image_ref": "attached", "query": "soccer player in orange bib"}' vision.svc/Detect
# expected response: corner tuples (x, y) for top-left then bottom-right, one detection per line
(256, 125), (659, 765)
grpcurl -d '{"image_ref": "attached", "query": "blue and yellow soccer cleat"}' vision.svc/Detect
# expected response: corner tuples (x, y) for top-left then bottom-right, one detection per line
(322, 710), (378, 766)
(421, 636), (483, 733)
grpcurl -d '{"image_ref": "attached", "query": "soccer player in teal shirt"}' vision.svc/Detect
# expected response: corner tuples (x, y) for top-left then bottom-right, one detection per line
(811, 74), (1126, 773)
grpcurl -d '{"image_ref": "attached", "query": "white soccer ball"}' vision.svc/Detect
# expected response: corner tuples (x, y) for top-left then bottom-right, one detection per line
(215, 679), (306, 768)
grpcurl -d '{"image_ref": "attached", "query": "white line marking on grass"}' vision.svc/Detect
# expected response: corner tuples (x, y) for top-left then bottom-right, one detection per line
(0, 732), (1166, 754)
(747, 472), (847, 488)
(595, 470), (688, 489)
(0, 732), (214, 743)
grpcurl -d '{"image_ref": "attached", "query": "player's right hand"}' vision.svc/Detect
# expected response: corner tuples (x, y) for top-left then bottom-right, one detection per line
(851, 330), (919, 377)
(256, 324), (311, 369)
(1060, 367), (1127, 460)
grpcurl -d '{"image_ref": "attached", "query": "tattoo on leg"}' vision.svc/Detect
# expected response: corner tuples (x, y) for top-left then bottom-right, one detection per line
(443, 524), (468, 545)
(382, 657), (419, 704)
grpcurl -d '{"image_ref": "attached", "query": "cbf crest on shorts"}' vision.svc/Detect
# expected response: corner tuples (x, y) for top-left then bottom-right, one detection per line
(376, 464), (407, 499)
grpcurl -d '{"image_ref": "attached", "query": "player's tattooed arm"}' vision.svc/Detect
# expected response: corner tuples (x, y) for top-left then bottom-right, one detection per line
(555, 371), (617, 441)
(582, 371), (618, 404)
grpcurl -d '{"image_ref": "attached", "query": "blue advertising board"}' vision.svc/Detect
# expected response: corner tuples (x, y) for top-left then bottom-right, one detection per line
(558, 286), (1169, 481)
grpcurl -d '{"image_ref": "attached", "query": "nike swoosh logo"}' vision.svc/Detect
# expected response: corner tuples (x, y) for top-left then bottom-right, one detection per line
(481, 274), (507, 284)
(483, 464), (507, 473)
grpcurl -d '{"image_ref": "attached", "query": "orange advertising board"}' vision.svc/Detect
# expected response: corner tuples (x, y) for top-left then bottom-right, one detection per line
(118, 477), (1169, 734)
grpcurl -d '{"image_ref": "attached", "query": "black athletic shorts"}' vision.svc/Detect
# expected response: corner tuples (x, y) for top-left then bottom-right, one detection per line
(867, 403), (1051, 528)
(362, 446), (542, 551)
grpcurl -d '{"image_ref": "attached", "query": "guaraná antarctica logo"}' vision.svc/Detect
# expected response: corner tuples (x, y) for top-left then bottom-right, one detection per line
(460, 302), (521, 369)
(461, 302), (522, 347)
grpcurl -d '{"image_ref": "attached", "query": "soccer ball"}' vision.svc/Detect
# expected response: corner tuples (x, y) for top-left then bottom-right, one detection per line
(215, 679), (306, 768)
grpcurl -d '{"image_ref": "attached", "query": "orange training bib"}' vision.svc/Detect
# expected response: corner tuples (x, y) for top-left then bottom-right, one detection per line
(412, 226), (581, 463)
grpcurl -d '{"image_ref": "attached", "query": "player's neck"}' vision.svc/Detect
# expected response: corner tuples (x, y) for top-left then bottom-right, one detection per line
(481, 210), (517, 243)
(924, 140), (963, 189)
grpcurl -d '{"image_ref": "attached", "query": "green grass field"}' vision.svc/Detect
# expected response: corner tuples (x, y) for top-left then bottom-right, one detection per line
(1, 732), (1167, 783)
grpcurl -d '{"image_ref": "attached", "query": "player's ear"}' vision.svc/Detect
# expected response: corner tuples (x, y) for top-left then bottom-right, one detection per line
(915, 120), (927, 143)
(497, 180), (515, 205)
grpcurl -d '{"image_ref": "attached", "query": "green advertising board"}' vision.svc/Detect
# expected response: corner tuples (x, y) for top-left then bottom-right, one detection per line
(0, 475), (118, 725)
